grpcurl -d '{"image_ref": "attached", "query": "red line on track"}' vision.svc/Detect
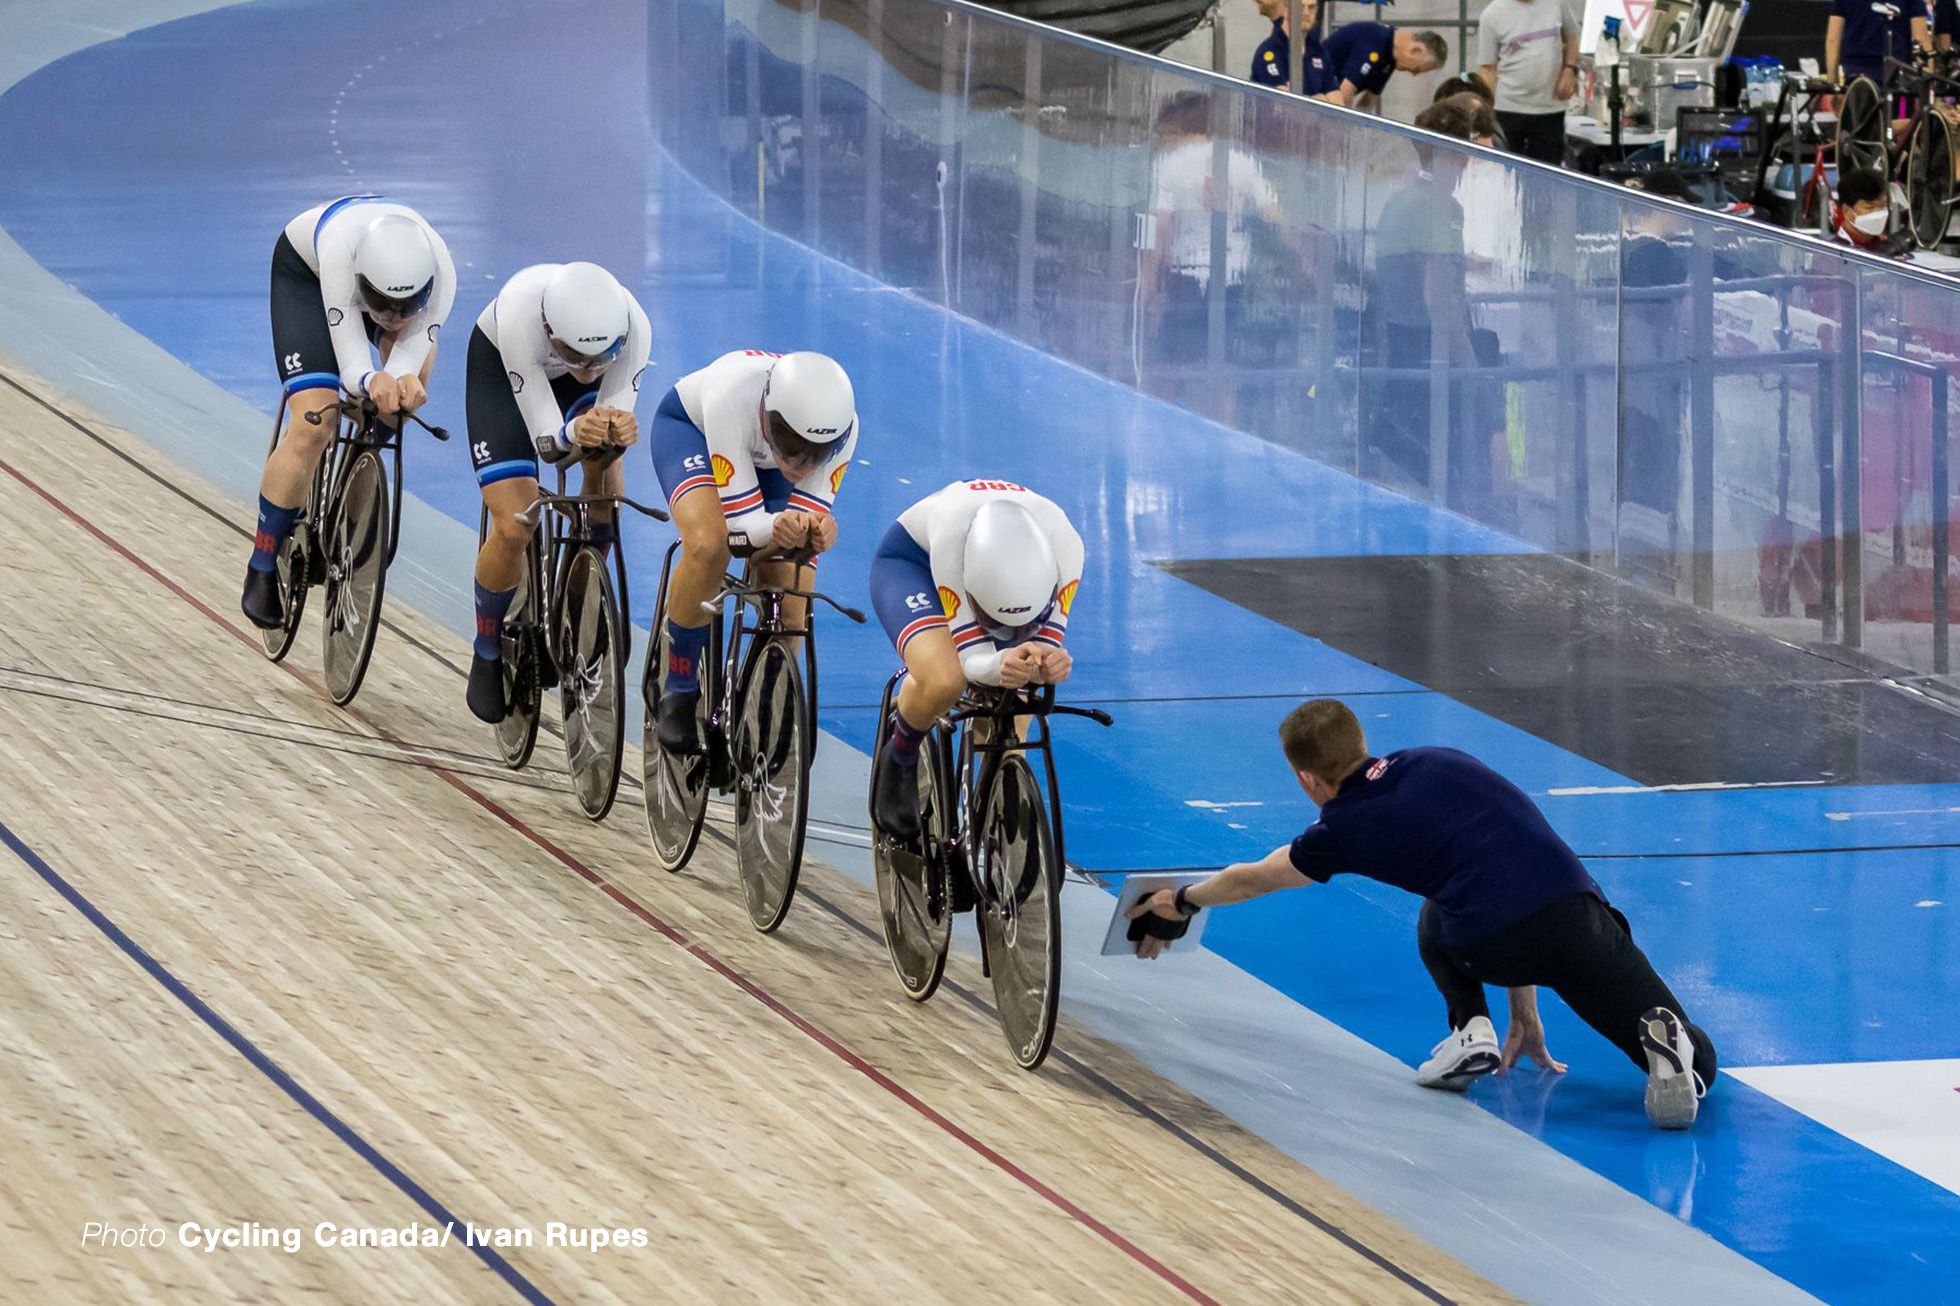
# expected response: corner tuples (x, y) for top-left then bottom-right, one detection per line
(0, 451), (1222, 1306)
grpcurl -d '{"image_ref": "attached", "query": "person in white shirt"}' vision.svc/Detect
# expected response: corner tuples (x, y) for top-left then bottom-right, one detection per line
(1474, 0), (1580, 165)
(463, 262), (651, 723)
(866, 479), (1084, 842)
(243, 196), (455, 630)
(647, 350), (859, 755)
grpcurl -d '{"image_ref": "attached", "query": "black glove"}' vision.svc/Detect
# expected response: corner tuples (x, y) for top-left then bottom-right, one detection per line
(1128, 912), (1192, 944)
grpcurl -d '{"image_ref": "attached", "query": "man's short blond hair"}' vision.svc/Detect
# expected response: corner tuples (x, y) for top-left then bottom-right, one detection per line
(1278, 699), (1369, 784)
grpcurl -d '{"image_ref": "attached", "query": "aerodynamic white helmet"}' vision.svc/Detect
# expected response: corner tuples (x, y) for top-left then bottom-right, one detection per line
(352, 215), (437, 321)
(963, 500), (1060, 636)
(541, 262), (630, 369)
(761, 352), (856, 471)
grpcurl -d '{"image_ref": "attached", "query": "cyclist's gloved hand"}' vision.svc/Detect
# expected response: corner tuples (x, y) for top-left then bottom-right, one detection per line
(367, 371), (402, 418)
(771, 511), (813, 550)
(998, 644), (1042, 689)
(1035, 645), (1072, 685)
(604, 409), (640, 448)
(807, 513), (838, 553)
(572, 409), (611, 449)
(396, 374), (427, 413)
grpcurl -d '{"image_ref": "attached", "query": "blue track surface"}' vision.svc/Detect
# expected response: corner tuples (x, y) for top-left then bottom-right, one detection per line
(3, 2), (1958, 1301)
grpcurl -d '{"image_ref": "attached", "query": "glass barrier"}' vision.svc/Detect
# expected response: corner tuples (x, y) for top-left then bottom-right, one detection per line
(652, 0), (1960, 689)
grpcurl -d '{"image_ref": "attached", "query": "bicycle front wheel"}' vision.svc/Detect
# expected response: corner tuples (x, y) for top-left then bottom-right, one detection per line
(977, 755), (1061, 1070)
(259, 525), (310, 662)
(642, 603), (712, 871)
(558, 545), (626, 821)
(321, 449), (390, 705)
(732, 637), (810, 933)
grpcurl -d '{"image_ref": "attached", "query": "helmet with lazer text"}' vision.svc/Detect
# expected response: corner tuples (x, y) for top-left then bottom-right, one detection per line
(963, 500), (1060, 640)
(541, 262), (630, 370)
(760, 352), (856, 472)
(352, 215), (437, 322)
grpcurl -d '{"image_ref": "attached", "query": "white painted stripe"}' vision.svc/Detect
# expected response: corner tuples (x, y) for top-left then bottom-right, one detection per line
(1823, 806), (1960, 822)
(1545, 780), (1828, 796)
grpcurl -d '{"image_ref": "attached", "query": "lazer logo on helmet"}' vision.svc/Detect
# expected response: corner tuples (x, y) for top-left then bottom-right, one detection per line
(576, 336), (610, 344)
(996, 605), (1033, 615)
(804, 427), (840, 436)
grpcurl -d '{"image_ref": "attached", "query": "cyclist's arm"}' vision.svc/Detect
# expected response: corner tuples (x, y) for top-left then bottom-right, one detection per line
(320, 264), (380, 397)
(925, 508), (1006, 684)
(379, 229), (455, 382)
(498, 300), (579, 458)
(714, 425), (778, 551)
(1033, 511), (1084, 650)
(592, 295), (652, 414)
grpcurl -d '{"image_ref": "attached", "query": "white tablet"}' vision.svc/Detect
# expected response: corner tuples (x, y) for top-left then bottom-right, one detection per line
(1099, 873), (1211, 958)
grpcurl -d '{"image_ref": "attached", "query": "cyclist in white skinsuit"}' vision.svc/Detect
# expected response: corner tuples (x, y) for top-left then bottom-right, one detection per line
(243, 195), (456, 629)
(647, 350), (859, 754)
(867, 479), (1085, 841)
(463, 261), (652, 723)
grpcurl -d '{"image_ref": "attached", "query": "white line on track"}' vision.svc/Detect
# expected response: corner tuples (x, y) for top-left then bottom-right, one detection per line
(1544, 781), (1829, 796)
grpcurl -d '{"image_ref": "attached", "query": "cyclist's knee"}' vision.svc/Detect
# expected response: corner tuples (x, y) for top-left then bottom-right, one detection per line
(677, 515), (731, 574)
(912, 659), (966, 711)
(282, 392), (338, 452)
(483, 505), (535, 556)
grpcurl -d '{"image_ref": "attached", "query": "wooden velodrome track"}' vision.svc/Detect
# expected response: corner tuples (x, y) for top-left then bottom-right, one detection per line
(0, 365), (1517, 1306)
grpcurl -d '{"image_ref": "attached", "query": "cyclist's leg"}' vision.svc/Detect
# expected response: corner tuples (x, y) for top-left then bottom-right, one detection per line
(648, 389), (729, 753)
(246, 233), (343, 627)
(869, 522), (962, 840)
(464, 325), (545, 723)
(557, 383), (616, 558)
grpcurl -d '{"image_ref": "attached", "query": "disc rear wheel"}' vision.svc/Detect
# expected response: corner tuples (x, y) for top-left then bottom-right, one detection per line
(493, 545), (543, 770)
(873, 726), (953, 1002)
(559, 546), (627, 821)
(642, 595), (713, 872)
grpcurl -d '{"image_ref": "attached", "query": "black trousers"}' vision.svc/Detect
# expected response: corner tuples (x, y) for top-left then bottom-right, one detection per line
(1496, 110), (1566, 166)
(1418, 892), (1717, 1086)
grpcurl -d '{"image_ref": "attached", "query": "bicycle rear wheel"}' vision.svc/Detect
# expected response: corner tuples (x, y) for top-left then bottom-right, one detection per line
(872, 720), (953, 1002)
(493, 542), (543, 770)
(978, 755), (1061, 1070)
(1909, 111), (1956, 248)
(732, 637), (810, 932)
(1836, 77), (1884, 177)
(558, 545), (626, 821)
(259, 526), (310, 662)
(642, 580), (712, 871)
(321, 449), (391, 705)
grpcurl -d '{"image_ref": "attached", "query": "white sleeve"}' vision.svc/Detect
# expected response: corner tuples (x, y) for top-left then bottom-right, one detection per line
(711, 394), (775, 549)
(927, 499), (1004, 685)
(593, 294), (652, 415)
(318, 261), (376, 396)
(1034, 508), (1084, 649)
(498, 300), (574, 455)
(381, 226), (455, 381)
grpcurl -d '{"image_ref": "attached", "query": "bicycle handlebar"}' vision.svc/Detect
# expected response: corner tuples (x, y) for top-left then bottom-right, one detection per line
(701, 563), (867, 625)
(306, 394), (449, 442)
(947, 683), (1113, 727)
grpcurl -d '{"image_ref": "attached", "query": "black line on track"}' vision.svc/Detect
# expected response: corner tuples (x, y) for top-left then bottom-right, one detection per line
(794, 884), (1461, 1306)
(820, 687), (1435, 712)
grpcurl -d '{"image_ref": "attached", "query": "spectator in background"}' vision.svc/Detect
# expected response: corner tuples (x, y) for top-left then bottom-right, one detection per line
(1446, 91), (1503, 146)
(1249, 0), (1332, 93)
(1321, 24), (1448, 111)
(1364, 98), (1506, 510)
(1434, 74), (1496, 104)
(1475, 0), (1579, 165)
(1931, 0), (1958, 53)
(1831, 167), (1896, 248)
(1826, 0), (1923, 87)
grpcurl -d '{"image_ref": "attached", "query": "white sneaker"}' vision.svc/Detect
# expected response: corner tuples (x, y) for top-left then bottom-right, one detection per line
(1640, 1007), (1705, 1130)
(1416, 1016), (1501, 1091)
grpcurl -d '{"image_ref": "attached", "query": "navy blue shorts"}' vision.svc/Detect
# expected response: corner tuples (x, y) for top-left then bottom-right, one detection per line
(649, 387), (794, 511)
(869, 522), (948, 656)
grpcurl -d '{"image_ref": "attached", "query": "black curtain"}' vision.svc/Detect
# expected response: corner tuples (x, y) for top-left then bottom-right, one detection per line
(981, 0), (1215, 54)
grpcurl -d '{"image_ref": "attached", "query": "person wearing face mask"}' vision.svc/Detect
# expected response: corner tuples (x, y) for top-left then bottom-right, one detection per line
(243, 197), (455, 630)
(1832, 168), (1895, 247)
(464, 262), (651, 723)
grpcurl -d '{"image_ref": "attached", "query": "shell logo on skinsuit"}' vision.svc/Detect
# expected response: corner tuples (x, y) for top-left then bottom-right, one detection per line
(711, 454), (734, 487)
(830, 461), (849, 495)
(938, 586), (960, 618)
(1057, 580), (1078, 616)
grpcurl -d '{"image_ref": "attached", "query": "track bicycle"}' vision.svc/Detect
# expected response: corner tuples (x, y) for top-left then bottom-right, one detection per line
(869, 679), (1111, 1071)
(259, 393), (448, 706)
(642, 541), (865, 932)
(480, 446), (668, 821)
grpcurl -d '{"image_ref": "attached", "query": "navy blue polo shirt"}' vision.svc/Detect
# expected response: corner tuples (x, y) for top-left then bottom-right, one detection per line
(1932, 0), (1957, 39)
(1324, 21), (1399, 98)
(1251, 19), (1333, 93)
(1834, 0), (1915, 81)
(1288, 747), (1602, 947)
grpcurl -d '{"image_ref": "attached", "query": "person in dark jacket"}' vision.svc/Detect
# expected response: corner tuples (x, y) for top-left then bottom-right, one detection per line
(1130, 698), (1717, 1129)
